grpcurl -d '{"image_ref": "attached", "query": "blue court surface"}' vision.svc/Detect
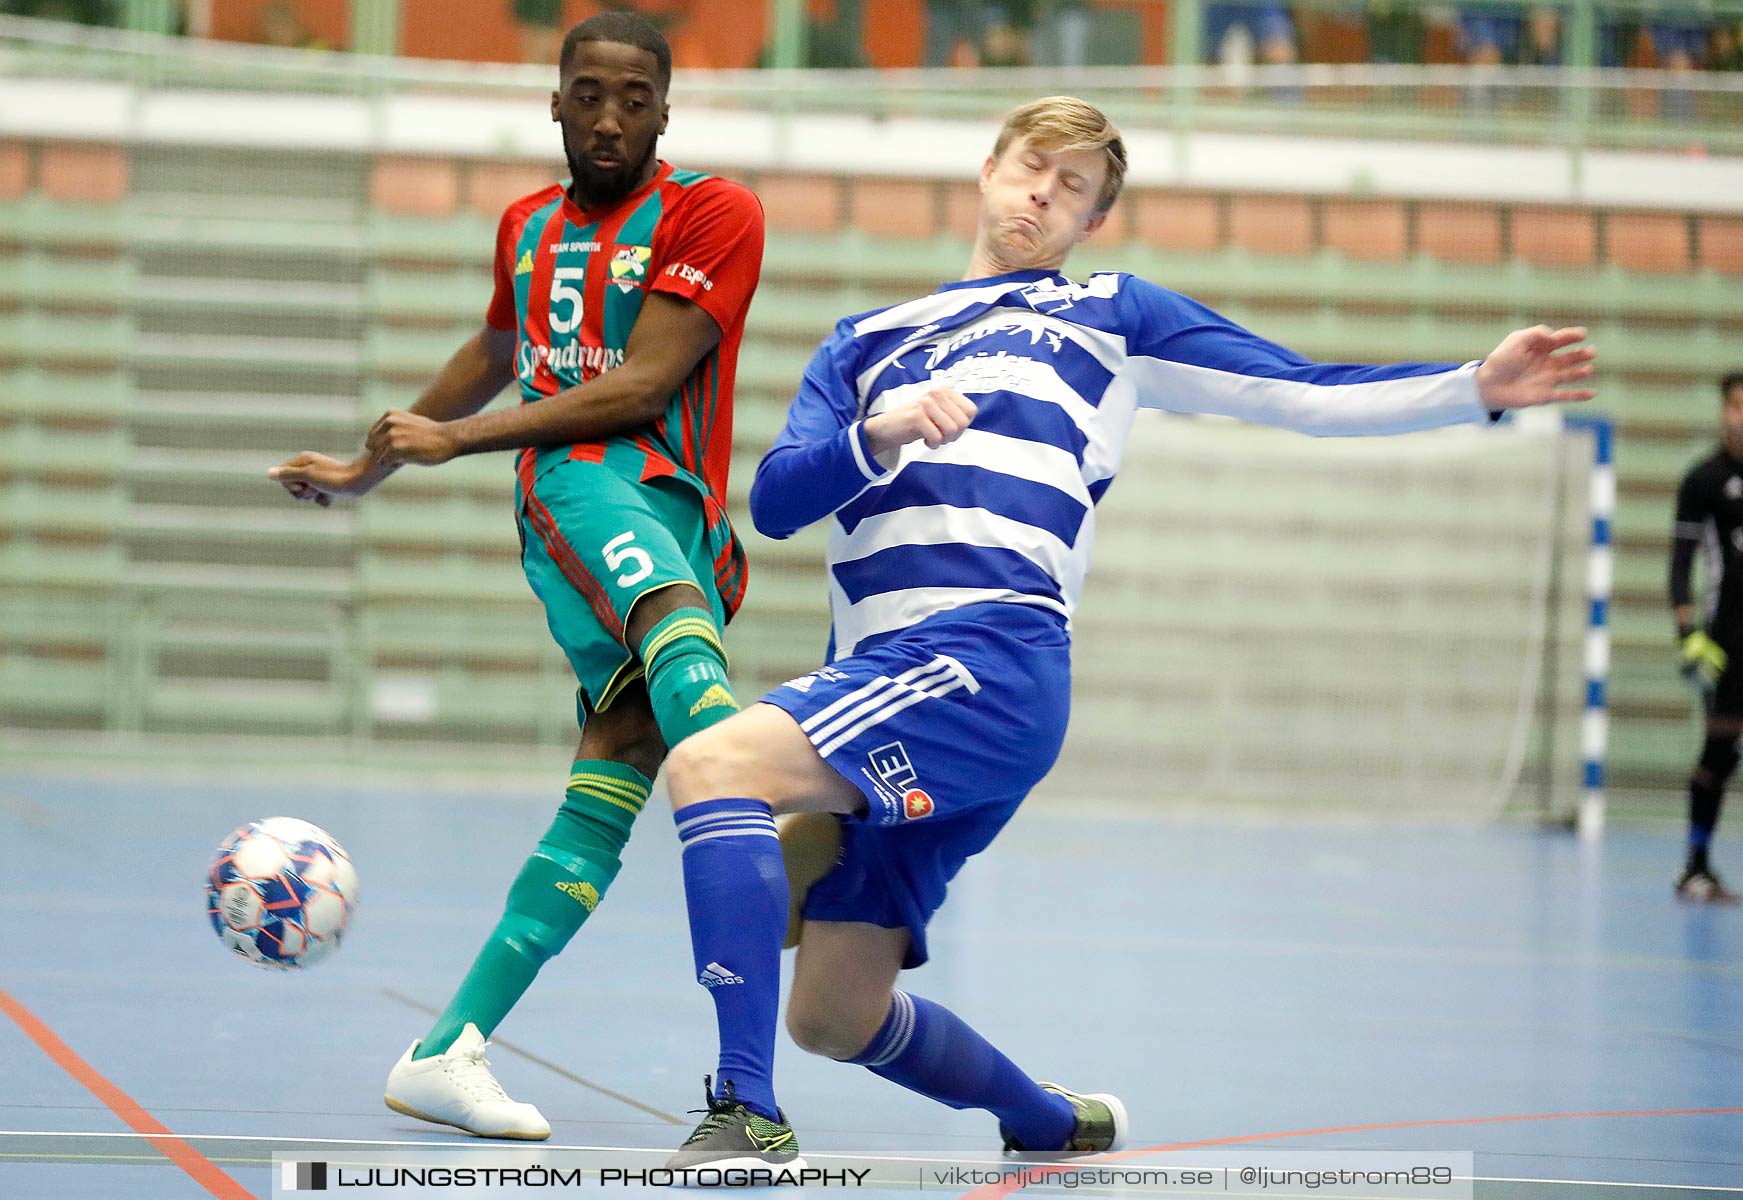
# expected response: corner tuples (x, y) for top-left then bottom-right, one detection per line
(1, 769), (1739, 1199)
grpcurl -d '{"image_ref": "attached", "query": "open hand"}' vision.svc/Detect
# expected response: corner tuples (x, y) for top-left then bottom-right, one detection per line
(1475, 326), (1596, 410)
(268, 451), (376, 507)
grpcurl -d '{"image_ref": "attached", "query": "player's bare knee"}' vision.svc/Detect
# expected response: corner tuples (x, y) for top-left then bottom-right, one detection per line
(785, 998), (884, 1061)
(666, 716), (762, 810)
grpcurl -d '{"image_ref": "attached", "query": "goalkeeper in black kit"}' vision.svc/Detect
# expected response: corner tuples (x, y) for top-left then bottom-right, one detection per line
(1668, 371), (1743, 903)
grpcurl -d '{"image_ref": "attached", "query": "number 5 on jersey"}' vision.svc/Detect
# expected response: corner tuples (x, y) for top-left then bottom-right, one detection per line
(603, 531), (653, 588)
(550, 267), (586, 334)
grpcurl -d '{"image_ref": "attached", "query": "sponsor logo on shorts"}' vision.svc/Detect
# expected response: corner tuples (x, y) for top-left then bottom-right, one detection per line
(868, 741), (918, 793)
(554, 879), (601, 912)
(699, 961), (744, 987)
(902, 789), (935, 820)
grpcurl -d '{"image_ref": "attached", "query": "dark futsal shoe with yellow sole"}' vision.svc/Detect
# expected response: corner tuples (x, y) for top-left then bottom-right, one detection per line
(666, 1077), (806, 1172)
(1000, 1083), (1128, 1155)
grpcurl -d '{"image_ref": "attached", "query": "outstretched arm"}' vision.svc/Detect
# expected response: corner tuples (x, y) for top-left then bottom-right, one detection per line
(269, 324), (516, 506)
(1125, 282), (1595, 435)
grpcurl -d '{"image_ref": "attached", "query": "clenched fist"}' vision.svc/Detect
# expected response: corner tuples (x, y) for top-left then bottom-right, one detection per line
(864, 386), (979, 461)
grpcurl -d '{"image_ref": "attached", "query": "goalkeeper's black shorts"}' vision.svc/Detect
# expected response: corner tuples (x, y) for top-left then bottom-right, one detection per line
(1706, 624), (1743, 719)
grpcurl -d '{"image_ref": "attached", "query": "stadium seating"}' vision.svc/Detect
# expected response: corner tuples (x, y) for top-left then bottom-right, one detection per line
(3, 134), (1736, 795)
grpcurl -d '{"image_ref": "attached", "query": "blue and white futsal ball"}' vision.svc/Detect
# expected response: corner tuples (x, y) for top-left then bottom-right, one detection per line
(205, 817), (358, 969)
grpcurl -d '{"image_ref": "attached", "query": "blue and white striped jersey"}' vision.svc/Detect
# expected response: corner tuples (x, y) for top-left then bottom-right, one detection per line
(749, 268), (1489, 659)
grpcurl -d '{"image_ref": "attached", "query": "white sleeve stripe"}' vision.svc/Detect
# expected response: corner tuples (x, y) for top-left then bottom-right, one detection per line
(1127, 356), (1487, 436)
(847, 421), (881, 481)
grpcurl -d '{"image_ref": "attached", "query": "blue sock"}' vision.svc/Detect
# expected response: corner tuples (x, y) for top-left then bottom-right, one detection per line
(675, 797), (787, 1122)
(847, 991), (1075, 1151)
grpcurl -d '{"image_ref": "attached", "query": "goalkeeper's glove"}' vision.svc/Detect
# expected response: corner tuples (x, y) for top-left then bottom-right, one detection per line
(1679, 627), (1728, 692)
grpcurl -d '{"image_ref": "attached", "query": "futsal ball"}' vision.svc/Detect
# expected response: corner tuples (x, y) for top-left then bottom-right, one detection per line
(205, 817), (358, 969)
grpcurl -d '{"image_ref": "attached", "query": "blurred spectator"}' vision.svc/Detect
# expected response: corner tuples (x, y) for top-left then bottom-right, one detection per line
(818, 0), (868, 67)
(1713, 21), (1743, 70)
(1365, 0), (1426, 65)
(982, 0), (1034, 66)
(925, 0), (987, 65)
(258, 1), (330, 51)
(1, 0), (118, 24)
(1205, 4), (1297, 68)
(1034, 0), (1090, 68)
(1648, 14), (1710, 72)
(757, 0), (866, 67)
(511, 0), (564, 65)
(1458, 5), (1516, 66)
(1516, 4), (1562, 66)
(1646, 9), (1710, 121)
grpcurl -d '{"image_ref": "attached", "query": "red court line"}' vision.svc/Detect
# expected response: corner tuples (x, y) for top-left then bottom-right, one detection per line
(0, 984), (258, 1200)
(959, 1106), (1743, 1200)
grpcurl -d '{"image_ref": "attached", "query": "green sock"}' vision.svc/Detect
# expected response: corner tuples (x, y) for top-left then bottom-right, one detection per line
(414, 760), (651, 1059)
(638, 608), (739, 746)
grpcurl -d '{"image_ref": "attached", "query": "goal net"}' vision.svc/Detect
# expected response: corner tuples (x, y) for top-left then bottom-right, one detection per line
(1048, 409), (1595, 823)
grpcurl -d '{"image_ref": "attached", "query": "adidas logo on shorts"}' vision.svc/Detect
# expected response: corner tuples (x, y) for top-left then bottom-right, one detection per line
(699, 961), (744, 987)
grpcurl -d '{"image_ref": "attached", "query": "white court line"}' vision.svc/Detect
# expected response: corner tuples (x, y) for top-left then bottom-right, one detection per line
(1479, 1179), (1743, 1194)
(3, 1132), (1742, 1192)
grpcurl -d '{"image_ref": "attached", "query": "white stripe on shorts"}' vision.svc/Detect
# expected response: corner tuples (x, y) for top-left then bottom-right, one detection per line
(814, 675), (968, 759)
(802, 660), (962, 753)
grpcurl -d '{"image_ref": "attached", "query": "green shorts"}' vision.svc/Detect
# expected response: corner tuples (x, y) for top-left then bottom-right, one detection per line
(518, 460), (728, 718)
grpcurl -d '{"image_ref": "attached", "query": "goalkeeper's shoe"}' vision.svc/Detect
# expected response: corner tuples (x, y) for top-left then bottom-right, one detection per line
(1680, 630), (1728, 692)
(1676, 867), (1741, 904)
(1000, 1084), (1128, 1155)
(666, 1077), (805, 1171)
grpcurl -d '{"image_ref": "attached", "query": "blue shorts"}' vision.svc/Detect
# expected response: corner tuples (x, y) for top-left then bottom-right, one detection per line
(759, 602), (1071, 968)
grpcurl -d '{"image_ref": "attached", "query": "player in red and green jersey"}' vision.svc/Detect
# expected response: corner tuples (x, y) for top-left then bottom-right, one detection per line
(269, 12), (764, 1139)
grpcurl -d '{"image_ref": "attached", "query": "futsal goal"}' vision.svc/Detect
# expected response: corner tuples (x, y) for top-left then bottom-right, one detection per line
(1051, 408), (1609, 828)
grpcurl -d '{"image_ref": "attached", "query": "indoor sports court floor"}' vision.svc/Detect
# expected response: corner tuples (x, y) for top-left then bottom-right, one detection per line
(1, 768), (1739, 1199)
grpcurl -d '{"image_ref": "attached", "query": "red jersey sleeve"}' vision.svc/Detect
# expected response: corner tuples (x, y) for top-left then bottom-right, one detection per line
(484, 201), (521, 332)
(648, 179), (766, 334)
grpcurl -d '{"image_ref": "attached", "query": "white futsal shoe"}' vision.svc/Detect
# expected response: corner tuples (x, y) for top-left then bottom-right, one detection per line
(384, 1023), (551, 1140)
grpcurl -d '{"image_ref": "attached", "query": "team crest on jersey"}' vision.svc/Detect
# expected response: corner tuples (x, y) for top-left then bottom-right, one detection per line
(515, 250), (534, 276)
(1019, 273), (1118, 314)
(609, 245), (652, 292)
